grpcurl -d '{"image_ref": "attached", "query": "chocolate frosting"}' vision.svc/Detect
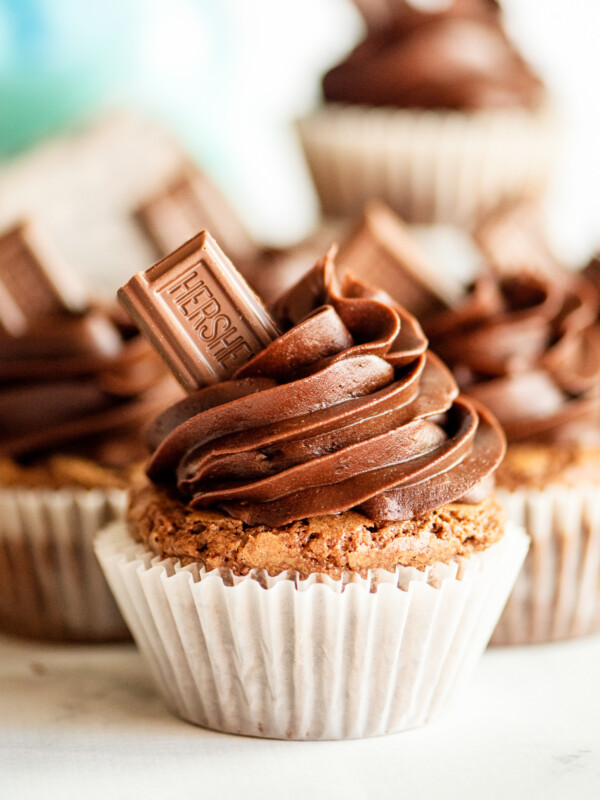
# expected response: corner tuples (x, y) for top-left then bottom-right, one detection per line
(0, 304), (181, 466)
(426, 271), (600, 444)
(322, 0), (544, 111)
(146, 254), (505, 526)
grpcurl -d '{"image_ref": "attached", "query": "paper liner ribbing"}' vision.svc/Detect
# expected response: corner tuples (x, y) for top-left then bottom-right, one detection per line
(96, 522), (527, 739)
(493, 486), (600, 645)
(297, 105), (557, 225)
(0, 487), (129, 641)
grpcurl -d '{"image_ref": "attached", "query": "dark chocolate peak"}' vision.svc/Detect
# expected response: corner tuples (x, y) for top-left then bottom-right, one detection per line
(146, 252), (505, 525)
(426, 270), (600, 443)
(323, 0), (544, 111)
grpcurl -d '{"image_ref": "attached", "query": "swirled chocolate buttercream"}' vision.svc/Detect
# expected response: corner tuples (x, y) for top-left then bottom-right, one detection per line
(323, 0), (544, 110)
(426, 271), (600, 444)
(0, 304), (180, 466)
(146, 254), (505, 526)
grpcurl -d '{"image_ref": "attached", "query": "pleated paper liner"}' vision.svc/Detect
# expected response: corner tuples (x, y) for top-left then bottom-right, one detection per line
(0, 487), (130, 641)
(493, 486), (600, 645)
(297, 104), (557, 225)
(96, 521), (528, 740)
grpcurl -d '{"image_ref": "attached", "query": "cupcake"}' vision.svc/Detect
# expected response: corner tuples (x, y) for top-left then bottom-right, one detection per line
(95, 232), (527, 739)
(297, 0), (556, 225)
(0, 220), (182, 641)
(425, 265), (600, 644)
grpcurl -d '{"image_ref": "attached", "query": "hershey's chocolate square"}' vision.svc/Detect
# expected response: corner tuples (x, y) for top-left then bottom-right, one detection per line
(119, 231), (278, 391)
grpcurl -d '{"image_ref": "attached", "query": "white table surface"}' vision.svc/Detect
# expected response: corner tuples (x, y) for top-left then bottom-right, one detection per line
(1, 632), (599, 800)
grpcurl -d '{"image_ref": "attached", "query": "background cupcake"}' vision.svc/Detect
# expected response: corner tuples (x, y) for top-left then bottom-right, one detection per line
(327, 198), (600, 644)
(425, 262), (600, 644)
(96, 234), (527, 739)
(0, 220), (181, 641)
(297, 0), (556, 226)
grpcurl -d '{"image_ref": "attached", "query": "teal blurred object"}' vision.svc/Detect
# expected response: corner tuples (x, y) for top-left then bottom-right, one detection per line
(125, 0), (233, 171)
(0, 0), (232, 165)
(0, 0), (131, 157)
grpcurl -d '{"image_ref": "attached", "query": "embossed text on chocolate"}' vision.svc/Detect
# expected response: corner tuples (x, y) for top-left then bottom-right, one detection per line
(161, 262), (253, 372)
(118, 230), (279, 390)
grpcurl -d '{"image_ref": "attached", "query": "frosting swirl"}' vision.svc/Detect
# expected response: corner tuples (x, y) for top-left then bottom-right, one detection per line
(0, 304), (181, 466)
(146, 254), (505, 526)
(322, 0), (544, 110)
(426, 271), (600, 443)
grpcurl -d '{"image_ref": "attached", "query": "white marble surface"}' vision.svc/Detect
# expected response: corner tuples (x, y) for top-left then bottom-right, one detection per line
(0, 633), (599, 799)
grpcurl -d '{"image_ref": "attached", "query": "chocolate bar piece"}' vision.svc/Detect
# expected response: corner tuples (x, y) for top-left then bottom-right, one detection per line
(119, 231), (279, 391)
(0, 221), (88, 336)
(336, 201), (460, 319)
(135, 166), (259, 263)
(474, 201), (560, 277)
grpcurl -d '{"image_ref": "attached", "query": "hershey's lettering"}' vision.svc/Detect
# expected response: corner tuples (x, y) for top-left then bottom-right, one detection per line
(161, 265), (255, 370)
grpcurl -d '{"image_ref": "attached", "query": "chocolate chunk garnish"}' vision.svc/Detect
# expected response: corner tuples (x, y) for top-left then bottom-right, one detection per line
(135, 166), (259, 263)
(474, 201), (562, 278)
(119, 231), (280, 391)
(0, 221), (87, 335)
(336, 201), (460, 318)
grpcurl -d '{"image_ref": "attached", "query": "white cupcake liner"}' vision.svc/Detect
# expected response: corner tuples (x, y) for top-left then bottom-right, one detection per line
(0, 487), (129, 641)
(493, 486), (600, 645)
(297, 104), (558, 225)
(95, 520), (528, 740)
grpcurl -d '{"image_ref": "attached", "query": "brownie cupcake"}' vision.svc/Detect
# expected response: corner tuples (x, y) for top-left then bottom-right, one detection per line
(0, 221), (181, 641)
(426, 266), (600, 644)
(95, 232), (527, 739)
(297, 0), (556, 225)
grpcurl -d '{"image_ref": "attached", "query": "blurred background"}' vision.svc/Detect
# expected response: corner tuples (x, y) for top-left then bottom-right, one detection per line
(0, 0), (598, 283)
